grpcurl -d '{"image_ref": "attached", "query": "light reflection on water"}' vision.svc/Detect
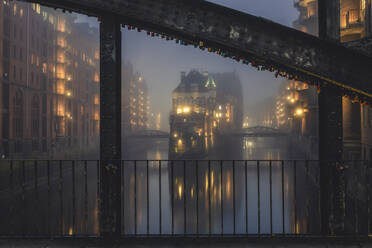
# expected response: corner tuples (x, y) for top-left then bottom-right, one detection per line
(0, 137), (319, 236)
(121, 137), (319, 235)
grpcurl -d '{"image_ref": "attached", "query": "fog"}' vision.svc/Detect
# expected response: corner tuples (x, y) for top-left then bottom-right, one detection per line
(1, 1), (370, 239)
(0, 0), (318, 161)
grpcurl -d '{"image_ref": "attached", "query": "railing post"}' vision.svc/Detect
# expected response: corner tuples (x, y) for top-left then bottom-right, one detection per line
(318, 0), (345, 235)
(366, 0), (371, 36)
(99, 16), (122, 238)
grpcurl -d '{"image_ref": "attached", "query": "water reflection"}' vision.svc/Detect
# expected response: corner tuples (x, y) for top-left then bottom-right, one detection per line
(0, 136), (319, 236)
(121, 159), (319, 235)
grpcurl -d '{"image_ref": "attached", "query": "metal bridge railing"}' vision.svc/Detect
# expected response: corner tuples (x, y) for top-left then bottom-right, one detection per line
(0, 160), (370, 238)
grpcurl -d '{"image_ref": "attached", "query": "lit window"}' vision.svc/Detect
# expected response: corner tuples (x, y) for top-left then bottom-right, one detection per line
(36, 4), (40, 14)
(56, 64), (65, 79)
(57, 51), (65, 63)
(42, 11), (47, 21)
(57, 18), (66, 32)
(57, 81), (65, 94)
(57, 36), (66, 47)
(94, 72), (99, 83)
(94, 95), (99, 105)
(183, 107), (190, 113)
(57, 102), (65, 116)
(49, 16), (54, 25)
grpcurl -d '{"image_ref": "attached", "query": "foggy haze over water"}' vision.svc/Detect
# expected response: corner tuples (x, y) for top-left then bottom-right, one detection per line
(77, 0), (299, 131)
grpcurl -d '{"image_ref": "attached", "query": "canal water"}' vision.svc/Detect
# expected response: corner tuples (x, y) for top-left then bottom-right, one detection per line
(121, 136), (319, 235)
(0, 136), (320, 236)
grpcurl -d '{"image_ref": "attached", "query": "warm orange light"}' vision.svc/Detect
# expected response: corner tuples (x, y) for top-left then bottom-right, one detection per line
(94, 72), (99, 83)
(295, 108), (304, 116)
(94, 95), (99, 105)
(183, 107), (190, 113)
(178, 184), (183, 199)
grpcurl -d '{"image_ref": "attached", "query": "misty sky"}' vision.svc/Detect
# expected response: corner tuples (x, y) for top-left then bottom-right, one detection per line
(77, 0), (300, 130)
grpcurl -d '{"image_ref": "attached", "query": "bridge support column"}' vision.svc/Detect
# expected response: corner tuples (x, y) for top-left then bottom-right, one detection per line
(319, 89), (344, 235)
(318, 0), (345, 235)
(99, 16), (122, 238)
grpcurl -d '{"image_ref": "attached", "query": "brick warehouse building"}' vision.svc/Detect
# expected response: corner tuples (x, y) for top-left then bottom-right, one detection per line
(0, 1), (100, 159)
(289, 0), (372, 160)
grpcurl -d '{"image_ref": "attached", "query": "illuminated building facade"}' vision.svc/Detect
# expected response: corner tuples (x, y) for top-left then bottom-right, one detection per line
(0, 1), (100, 159)
(275, 81), (312, 131)
(122, 62), (149, 133)
(169, 70), (242, 158)
(293, 0), (372, 160)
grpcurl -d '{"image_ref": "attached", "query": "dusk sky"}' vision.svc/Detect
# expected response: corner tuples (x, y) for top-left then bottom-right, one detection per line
(78, 0), (300, 130)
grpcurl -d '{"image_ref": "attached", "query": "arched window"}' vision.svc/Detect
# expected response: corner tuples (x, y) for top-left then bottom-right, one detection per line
(13, 89), (23, 138)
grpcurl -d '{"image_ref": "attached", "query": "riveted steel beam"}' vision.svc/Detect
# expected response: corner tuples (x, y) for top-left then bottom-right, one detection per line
(345, 37), (372, 57)
(18, 0), (372, 100)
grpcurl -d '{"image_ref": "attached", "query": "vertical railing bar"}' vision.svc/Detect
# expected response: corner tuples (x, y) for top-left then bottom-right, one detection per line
(96, 160), (100, 237)
(159, 160), (162, 235)
(208, 160), (212, 235)
(221, 160), (224, 235)
(34, 161), (38, 193)
(257, 160), (261, 235)
(354, 160), (358, 234)
(245, 160), (248, 235)
(134, 161), (137, 236)
(294, 160), (297, 235)
(196, 160), (199, 235)
(9, 161), (14, 235)
(47, 160), (51, 237)
(171, 161), (174, 235)
(281, 160), (285, 234)
(269, 160), (273, 235)
(318, 161), (322, 234)
(84, 160), (88, 235)
(122, 160), (125, 236)
(22, 161), (26, 237)
(184, 160), (187, 235)
(367, 162), (370, 236)
(147, 160), (150, 236)
(233, 160), (236, 235)
(72, 160), (76, 236)
(344, 165), (348, 235)
(305, 160), (310, 234)
(59, 160), (63, 235)
(34, 160), (38, 235)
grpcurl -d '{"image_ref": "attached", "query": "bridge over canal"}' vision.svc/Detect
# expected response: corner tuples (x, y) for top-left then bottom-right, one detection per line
(7, 0), (372, 242)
